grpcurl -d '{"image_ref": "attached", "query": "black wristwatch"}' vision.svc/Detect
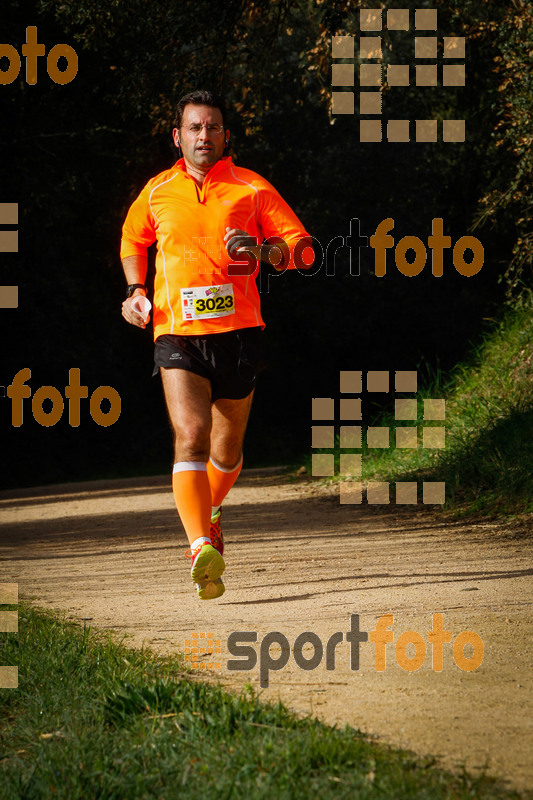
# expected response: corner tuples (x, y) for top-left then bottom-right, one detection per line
(126, 283), (146, 298)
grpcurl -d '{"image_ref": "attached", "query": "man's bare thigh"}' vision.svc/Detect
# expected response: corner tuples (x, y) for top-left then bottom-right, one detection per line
(160, 367), (254, 467)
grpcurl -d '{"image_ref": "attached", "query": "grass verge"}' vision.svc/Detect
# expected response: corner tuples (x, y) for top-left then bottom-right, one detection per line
(310, 303), (533, 518)
(0, 604), (526, 799)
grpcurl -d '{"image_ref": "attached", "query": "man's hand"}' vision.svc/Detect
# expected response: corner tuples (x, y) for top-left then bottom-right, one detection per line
(224, 227), (290, 270)
(224, 227), (262, 259)
(122, 288), (150, 330)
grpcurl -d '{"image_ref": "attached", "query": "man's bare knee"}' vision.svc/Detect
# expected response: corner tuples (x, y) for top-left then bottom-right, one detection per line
(210, 447), (243, 472)
(173, 421), (211, 462)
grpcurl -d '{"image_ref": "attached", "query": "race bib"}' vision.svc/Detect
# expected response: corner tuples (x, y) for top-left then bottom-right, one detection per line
(181, 284), (235, 321)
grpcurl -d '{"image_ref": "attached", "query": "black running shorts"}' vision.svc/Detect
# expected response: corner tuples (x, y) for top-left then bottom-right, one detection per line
(153, 327), (263, 401)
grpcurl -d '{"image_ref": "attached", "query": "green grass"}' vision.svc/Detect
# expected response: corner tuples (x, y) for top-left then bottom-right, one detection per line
(0, 604), (526, 799)
(312, 303), (533, 517)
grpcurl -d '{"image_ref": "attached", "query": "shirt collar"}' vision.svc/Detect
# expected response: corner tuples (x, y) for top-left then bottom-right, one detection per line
(175, 155), (233, 180)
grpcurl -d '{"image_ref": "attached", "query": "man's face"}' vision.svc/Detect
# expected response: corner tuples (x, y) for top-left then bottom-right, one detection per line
(173, 104), (227, 171)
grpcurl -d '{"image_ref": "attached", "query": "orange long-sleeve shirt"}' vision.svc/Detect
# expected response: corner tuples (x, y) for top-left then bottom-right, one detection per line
(121, 156), (311, 340)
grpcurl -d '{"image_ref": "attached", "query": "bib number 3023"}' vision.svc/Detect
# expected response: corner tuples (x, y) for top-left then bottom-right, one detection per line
(181, 284), (235, 321)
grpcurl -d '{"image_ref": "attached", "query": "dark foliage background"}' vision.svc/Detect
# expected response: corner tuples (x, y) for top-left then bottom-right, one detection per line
(1, 0), (530, 486)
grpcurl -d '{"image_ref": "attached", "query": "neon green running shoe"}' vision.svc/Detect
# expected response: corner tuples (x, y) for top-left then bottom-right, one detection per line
(210, 509), (224, 555)
(185, 542), (225, 600)
(197, 578), (225, 600)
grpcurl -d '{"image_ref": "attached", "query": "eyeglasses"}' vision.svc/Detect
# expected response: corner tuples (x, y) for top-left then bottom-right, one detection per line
(182, 123), (225, 135)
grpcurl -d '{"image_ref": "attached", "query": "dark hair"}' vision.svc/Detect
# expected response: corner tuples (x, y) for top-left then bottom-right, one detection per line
(174, 89), (228, 130)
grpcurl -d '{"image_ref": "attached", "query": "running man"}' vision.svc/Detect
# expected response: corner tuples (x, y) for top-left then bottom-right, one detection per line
(120, 90), (312, 599)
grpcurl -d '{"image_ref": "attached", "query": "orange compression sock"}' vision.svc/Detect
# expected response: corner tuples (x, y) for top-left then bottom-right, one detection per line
(172, 461), (212, 546)
(207, 455), (243, 511)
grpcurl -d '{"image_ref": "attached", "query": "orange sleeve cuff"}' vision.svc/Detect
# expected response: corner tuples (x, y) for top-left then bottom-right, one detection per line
(120, 238), (150, 260)
(120, 185), (156, 260)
